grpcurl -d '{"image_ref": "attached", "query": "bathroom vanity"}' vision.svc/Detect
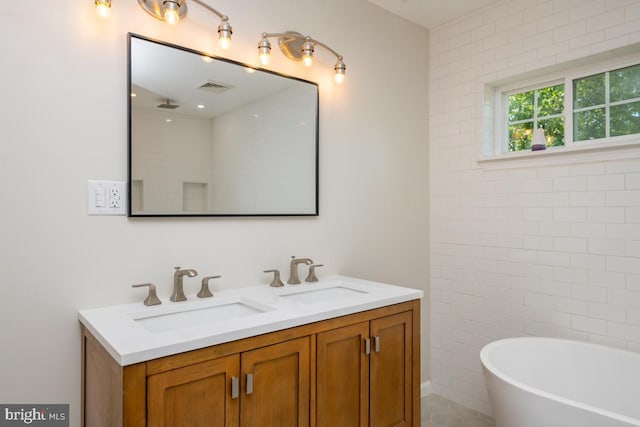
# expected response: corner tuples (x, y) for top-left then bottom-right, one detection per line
(79, 276), (422, 426)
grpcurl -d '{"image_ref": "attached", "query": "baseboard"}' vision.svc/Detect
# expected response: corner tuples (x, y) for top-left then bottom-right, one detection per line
(420, 380), (432, 398)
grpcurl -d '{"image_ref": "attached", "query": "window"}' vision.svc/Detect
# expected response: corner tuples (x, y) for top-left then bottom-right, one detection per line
(508, 83), (565, 151)
(499, 61), (640, 154)
(573, 64), (640, 141)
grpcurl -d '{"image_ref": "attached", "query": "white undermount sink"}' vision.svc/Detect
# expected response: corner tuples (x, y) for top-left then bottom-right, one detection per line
(281, 284), (369, 304)
(130, 298), (272, 333)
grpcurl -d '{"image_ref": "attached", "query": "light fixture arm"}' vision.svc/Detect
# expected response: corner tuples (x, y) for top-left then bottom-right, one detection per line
(258, 31), (346, 83)
(133, 0), (232, 49)
(261, 32), (343, 62)
(308, 39), (342, 61)
(190, 0), (228, 22)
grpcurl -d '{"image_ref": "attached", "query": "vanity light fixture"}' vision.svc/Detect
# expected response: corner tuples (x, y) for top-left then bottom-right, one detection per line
(137, 0), (232, 49)
(94, 0), (232, 49)
(257, 31), (346, 84)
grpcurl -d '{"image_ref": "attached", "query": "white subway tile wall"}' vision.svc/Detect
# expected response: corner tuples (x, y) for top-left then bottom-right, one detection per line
(429, 0), (640, 415)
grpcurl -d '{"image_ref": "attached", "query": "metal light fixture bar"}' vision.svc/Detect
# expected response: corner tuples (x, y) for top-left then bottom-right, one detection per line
(95, 1), (232, 50)
(137, 0), (232, 49)
(258, 31), (346, 84)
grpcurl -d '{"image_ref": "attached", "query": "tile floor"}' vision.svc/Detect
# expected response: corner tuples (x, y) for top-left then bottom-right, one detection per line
(421, 394), (495, 427)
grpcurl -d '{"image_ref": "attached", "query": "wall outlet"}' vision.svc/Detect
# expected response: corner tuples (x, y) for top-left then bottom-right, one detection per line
(88, 180), (127, 215)
(109, 187), (122, 208)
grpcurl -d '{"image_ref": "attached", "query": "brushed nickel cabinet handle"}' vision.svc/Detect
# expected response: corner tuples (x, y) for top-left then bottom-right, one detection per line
(246, 373), (254, 395)
(231, 376), (239, 399)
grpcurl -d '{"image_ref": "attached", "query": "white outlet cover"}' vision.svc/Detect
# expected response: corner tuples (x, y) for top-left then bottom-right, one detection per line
(88, 180), (127, 215)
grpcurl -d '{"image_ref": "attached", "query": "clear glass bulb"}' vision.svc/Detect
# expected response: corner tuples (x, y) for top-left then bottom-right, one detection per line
(95, 1), (111, 19)
(334, 72), (345, 84)
(219, 35), (231, 50)
(164, 6), (180, 25)
(302, 55), (313, 67)
(259, 52), (270, 66)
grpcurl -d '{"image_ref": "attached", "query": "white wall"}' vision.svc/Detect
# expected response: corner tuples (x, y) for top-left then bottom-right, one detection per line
(0, 1), (428, 425)
(430, 0), (640, 414)
(210, 85), (316, 213)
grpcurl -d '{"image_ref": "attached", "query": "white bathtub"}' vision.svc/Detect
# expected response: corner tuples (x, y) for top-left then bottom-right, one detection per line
(480, 337), (640, 427)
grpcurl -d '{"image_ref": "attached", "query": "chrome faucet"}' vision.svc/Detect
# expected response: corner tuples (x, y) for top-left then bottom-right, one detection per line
(170, 266), (198, 302)
(288, 256), (313, 285)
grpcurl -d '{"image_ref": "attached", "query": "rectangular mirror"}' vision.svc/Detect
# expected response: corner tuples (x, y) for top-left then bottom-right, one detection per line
(128, 34), (319, 216)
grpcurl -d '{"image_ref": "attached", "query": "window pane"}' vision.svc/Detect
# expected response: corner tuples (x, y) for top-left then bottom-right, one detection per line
(508, 122), (533, 151)
(611, 101), (640, 136)
(539, 117), (565, 147)
(509, 90), (534, 122)
(573, 73), (605, 109)
(573, 108), (605, 141)
(610, 64), (640, 102)
(538, 84), (564, 117)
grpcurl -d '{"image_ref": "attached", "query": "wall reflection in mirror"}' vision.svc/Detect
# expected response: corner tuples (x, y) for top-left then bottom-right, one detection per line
(128, 34), (319, 216)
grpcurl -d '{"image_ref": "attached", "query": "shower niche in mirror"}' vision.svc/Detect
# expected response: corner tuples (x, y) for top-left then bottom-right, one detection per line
(128, 34), (318, 217)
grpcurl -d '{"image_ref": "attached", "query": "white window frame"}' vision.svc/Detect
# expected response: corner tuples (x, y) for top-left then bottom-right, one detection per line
(484, 52), (640, 164)
(502, 79), (565, 151)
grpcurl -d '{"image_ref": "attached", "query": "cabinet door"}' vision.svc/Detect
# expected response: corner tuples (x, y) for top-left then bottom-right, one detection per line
(147, 355), (240, 427)
(240, 336), (310, 427)
(316, 322), (370, 427)
(370, 311), (413, 427)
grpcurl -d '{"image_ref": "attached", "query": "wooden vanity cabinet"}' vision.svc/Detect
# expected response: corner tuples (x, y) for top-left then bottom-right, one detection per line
(81, 300), (420, 427)
(147, 354), (239, 426)
(316, 311), (414, 427)
(146, 337), (310, 427)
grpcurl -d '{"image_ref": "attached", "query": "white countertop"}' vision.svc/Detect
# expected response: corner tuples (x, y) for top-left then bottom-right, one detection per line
(78, 275), (423, 366)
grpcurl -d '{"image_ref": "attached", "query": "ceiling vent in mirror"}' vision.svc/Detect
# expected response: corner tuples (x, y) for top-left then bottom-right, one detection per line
(197, 81), (233, 94)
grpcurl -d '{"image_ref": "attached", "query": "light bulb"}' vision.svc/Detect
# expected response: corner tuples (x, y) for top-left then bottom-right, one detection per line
(95, 0), (111, 19)
(301, 39), (314, 68)
(303, 56), (313, 67)
(258, 36), (271, 66)
(334, 58), (346, 84)
(259, 52), (270, 66)
(218, 19), (232, 50)
(219, 36), (231, 50)
(163, 1), (180, 25)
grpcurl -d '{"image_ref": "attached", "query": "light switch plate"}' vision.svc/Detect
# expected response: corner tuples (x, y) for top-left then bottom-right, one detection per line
(88, 180), (127, 215)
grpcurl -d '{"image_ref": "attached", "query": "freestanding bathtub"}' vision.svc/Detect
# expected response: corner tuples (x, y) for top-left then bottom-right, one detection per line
(480, 337), (640, 427)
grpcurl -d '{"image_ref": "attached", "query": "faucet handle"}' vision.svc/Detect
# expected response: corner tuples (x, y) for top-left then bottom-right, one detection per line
(305, 264), (324, 283)
(264, 269), (284, 287)
(132, 283), (162, 306)
(198, 275), (221, 298)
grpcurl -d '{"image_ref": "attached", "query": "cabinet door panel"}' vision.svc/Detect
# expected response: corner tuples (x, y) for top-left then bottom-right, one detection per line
(147, 355), (239, 427)
(316, 322), (370, 427)
(370, 311), (413, 427)
(241, 336), (310, 427)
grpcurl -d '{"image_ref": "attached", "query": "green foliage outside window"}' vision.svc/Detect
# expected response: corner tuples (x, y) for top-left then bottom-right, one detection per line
(508, 84), (564, 152)
(573, 64), (640, 141)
